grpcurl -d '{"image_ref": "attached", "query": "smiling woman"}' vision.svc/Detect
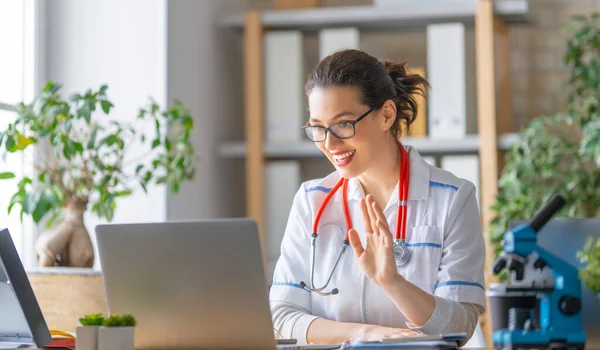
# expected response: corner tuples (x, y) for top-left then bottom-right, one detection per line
(269, 49), (485, 346)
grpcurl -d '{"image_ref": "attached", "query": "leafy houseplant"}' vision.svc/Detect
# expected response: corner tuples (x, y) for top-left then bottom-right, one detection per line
(76, 314), (137, 350)
(79, 313), (105, 326)
(577, 237), (600, 297)
(76, 313), (105, 350)
(0, 82), (195, 267)
(488, 13), (600, 283)
(98, 314), (137, 350)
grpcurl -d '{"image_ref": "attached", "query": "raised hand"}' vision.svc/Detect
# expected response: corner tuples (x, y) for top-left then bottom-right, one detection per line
(347, 194), (403, 288)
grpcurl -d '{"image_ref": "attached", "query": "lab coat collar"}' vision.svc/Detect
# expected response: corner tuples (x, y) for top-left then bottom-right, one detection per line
(334, 145), (430, 204)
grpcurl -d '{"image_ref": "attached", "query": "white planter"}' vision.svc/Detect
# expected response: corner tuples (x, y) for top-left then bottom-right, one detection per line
(75, 326), (99, 350)
(98, 327), (135, 350)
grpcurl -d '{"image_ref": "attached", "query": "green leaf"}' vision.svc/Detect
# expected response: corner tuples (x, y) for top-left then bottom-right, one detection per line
(151, 139), (160, 149)
(5, 136), (16, 152)
(101, 100), (113, 114)
(23, 192), (41, 215)
(114, 190), (133, 197)
(79, 313), (105, 326)
(32, 196), (51, 223)
(135, 164), (144, 175)
(99, 85), (108, 95)
(0, 172), (15, 180)
(184, 117), (193, 131)
(88, 129), (98, 149)
(8, 193), (22, 214)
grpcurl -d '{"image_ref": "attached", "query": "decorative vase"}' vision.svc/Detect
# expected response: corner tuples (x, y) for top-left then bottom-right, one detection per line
(34, 198), (95, 267)
(98, 326), (135, 350)
(75, 326), (99, 350)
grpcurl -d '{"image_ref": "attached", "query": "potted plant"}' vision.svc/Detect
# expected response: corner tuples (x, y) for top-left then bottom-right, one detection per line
(98, 314), (137, 350)
(486, 13), (600, 329)
(76, 313), (105, 350)
(0, 82), (196, 267)
(578, 237), (600, 300)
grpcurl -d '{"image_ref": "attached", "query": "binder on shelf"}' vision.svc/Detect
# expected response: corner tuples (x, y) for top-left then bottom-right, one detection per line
(265, 161), (301, 282)
(441, 155), (480, 207)
(427, 23), (466, 139)
(318, 27), (360, 60)
(265, 31), (304, 142)
(407, 67), (427, 138)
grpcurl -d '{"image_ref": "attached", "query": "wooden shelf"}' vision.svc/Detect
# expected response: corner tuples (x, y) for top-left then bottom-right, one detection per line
(218, 133), (520, 159)
(218, 0), (528, 31)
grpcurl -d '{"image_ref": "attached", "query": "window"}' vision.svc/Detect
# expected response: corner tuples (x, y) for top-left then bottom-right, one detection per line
(0, 0), (37, 262)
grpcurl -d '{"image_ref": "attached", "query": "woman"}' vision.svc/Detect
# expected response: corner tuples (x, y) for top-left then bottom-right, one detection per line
(270, 49), (485, 345)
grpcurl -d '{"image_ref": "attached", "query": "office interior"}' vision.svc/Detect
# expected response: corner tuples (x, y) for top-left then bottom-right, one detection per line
(0, 0), (599, 349)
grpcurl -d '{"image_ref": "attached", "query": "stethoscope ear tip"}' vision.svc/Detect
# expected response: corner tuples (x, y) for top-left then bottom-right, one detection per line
(299, 281), (306, 288)
(331, 288), (339, 295)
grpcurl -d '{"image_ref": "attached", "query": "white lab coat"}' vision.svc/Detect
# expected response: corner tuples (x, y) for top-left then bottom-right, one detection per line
(269, 145), (486, 342)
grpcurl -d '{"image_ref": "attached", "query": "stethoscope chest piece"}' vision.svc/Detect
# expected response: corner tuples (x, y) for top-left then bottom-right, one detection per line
(393, 241), (411, 267)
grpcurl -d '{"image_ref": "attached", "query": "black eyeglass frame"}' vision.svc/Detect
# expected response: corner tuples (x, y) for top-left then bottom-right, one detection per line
(301, 105), (379, 142)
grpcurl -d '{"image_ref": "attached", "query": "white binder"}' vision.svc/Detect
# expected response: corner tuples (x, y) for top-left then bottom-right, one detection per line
(427, 23), (466, 139)
(441, 155), (480, 207)
(265, 161), (301, 282)
(318, 27), (360, 60)
(265, 31), (304, 142)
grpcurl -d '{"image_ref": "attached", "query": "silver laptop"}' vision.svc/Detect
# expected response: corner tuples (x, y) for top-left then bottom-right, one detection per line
(96, 219), (340, 350)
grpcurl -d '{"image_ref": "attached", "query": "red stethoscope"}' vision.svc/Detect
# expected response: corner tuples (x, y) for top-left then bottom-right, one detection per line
(300, 142), (411, 296)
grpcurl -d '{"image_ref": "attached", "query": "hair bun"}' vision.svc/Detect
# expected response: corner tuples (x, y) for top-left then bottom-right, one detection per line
(382, 60), (410, 97)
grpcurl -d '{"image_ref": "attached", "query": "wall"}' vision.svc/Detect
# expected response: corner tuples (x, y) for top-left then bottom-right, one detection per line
(44, 0), (168, 269)
(510, 0), (599, 130)
(165, 0), (245, 221)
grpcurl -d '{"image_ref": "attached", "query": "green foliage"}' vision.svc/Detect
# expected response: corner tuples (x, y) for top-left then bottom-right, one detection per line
(577, 237), (600, 295)
(0, 82), (196, 225)
(79, 313), (104, 326)
(102, 314), (137, 327)
(489, 13), (600, 283)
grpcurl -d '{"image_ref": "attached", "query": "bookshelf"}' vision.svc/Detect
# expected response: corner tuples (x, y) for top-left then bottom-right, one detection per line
(218, 133), (520, 159)
(218, 0), (528, 345)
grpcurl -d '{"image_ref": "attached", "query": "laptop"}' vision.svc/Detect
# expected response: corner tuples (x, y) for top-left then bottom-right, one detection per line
(96, 218), (341, 350)
(0, 228), (52, 349)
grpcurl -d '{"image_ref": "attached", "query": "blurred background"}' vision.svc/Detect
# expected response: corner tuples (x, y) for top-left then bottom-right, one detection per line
(1, 0), (599, 346)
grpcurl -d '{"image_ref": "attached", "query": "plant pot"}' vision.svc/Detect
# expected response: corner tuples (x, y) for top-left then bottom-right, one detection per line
(26, 267), (107, 333)
(76, 325), (99, 350)
(274, 0), (320, 10)
(98, 326), (135, 350)
(486, 283), (539, 331)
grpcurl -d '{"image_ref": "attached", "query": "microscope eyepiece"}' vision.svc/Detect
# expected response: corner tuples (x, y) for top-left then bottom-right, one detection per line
(492, 257), (508, 275)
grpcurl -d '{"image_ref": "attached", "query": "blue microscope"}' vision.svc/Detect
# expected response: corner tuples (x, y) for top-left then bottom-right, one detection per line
(491, 194), (587, 350)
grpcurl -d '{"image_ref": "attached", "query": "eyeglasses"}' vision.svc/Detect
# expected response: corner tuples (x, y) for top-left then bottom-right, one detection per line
(301, 106), (377, 142)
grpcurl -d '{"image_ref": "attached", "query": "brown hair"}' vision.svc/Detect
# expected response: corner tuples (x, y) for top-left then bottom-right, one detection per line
(305, 49), (430, 138)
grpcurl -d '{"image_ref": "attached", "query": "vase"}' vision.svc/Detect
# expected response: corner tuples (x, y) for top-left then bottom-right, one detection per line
(76, 326), (99, 350)
(34, 198), (95, 267)
(98, 326), (135, 350)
